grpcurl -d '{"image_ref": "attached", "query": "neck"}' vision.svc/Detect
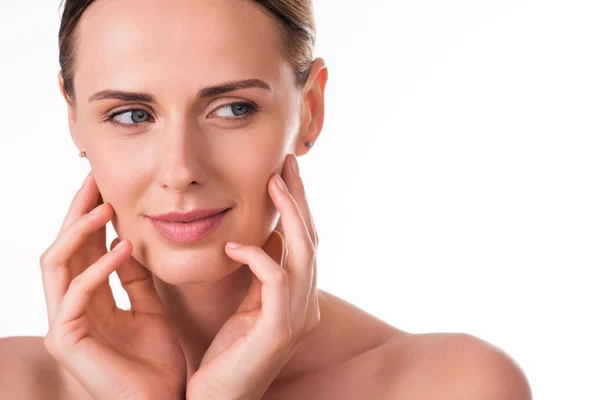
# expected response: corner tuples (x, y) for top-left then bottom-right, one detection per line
(152, 264), (254, 378)
(152, 267), (341, 383)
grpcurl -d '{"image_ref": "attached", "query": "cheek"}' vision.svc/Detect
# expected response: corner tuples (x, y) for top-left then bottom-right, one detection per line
(91, 162), (140, 203)
(228, 133), (287, 178)
(89, 161), (146, 232)
(224, 129), (287, 228)
(224, 154), (282, 245)
(227, 152), (282, 210)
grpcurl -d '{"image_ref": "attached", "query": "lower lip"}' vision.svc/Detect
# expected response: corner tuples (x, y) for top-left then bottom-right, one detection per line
(149, 209), (230, 244)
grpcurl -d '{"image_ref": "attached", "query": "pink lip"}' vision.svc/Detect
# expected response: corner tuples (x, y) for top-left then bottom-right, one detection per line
(148, 208), (231, 243)
(148, 207), (231, 222)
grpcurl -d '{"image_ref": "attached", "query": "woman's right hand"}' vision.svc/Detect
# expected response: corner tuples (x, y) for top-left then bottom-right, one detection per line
(39, 172), (187, 400)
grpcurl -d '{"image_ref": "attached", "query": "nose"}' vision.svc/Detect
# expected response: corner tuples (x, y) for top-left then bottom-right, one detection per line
(156, 118), (208, 192)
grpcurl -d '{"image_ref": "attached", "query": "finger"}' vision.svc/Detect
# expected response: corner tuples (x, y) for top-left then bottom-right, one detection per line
(59, 172), (107, 257)
(41, 203), (114, 323)
(83, 239), (118, 317)
(44, 204), (113, 269)
(274, 217), (289, 268)
(305, 257), (320, 328)
(52, 239), (131, 325)
(275, 157), (318, 326)
(281, 154), (318, 248)
(110, 238), (166, 315)
(59, 172), (102, 234)
(236, 231), (284, 313)
(56, 171), (107, 275)
(284, 153), (319, 323)
(73, 221), (115, 318)
(224, 242), (289, 335)
(267, 172), (315, 289)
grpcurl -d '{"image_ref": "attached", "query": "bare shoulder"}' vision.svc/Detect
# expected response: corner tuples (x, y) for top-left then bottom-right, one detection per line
(0, 336), (64, 400)
(383, 332), (533, 400)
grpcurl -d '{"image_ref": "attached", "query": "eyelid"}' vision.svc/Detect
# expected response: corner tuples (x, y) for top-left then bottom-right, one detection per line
(106, 100), (257, 117)
(104, 100), (259, 129)
(106, 105), (153, 119)
(209, 101), (259, 116)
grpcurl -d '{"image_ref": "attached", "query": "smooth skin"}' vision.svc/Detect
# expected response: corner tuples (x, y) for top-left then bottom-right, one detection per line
(0, 0), (532, 398)
(38, 153), (320, 400)
(187, 155), (321, 400)
(41, 171), (186, 400)
(0, 163), (534, 400)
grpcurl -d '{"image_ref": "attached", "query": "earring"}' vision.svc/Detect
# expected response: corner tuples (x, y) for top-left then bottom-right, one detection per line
(79, 151), (87, 158)
(305, 141), (314, 147)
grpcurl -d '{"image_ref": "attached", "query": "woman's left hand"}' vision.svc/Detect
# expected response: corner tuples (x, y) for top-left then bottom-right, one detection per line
(186, 153), (320, 400)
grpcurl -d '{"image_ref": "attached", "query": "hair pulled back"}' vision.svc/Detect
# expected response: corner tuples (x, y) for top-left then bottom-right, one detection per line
(58, 0), (316, 103)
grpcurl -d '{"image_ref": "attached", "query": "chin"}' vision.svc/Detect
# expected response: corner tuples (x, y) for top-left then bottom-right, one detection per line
(136, 244), (243, 285)
(127, 216), (279, 286)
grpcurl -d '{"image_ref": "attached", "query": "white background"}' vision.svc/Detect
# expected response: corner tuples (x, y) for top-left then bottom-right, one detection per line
(1, 0), (599, 398)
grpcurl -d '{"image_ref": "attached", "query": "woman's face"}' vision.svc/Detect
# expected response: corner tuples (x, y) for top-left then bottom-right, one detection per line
(62, 0), (312, 284)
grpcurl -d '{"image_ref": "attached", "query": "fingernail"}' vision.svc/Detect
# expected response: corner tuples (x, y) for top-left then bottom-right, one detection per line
(89, 204), (104, 215)
(226, 242), (242, 249)
(275, 174), (288, 192)
(114, 240), (127, 251)
(289, 154), (300, 177)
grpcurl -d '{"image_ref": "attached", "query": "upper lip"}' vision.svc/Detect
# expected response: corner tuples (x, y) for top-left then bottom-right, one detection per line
(148, 207), (230, 222)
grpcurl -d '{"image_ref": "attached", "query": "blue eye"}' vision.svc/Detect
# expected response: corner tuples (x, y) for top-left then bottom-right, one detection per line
(107, 109), (153, 127)
(105, 101), (259, 130)
(213, 102), (257, 119)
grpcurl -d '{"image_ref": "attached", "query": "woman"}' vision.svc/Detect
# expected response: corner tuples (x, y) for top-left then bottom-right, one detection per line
(0, 0), (532, 399)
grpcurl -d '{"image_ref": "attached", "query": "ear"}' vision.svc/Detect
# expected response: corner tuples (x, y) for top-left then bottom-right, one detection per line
(295, 57), (328, 156)
(58, 70), (83, 152)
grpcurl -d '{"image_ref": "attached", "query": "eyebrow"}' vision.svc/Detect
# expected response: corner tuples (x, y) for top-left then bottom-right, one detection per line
(88, 78), (272, 103)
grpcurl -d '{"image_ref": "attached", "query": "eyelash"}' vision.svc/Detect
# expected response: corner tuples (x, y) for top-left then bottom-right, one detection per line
(104, 101), (259, 130)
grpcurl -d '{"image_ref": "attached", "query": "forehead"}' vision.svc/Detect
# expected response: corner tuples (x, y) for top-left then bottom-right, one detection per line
(73, 0), (289, 100)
